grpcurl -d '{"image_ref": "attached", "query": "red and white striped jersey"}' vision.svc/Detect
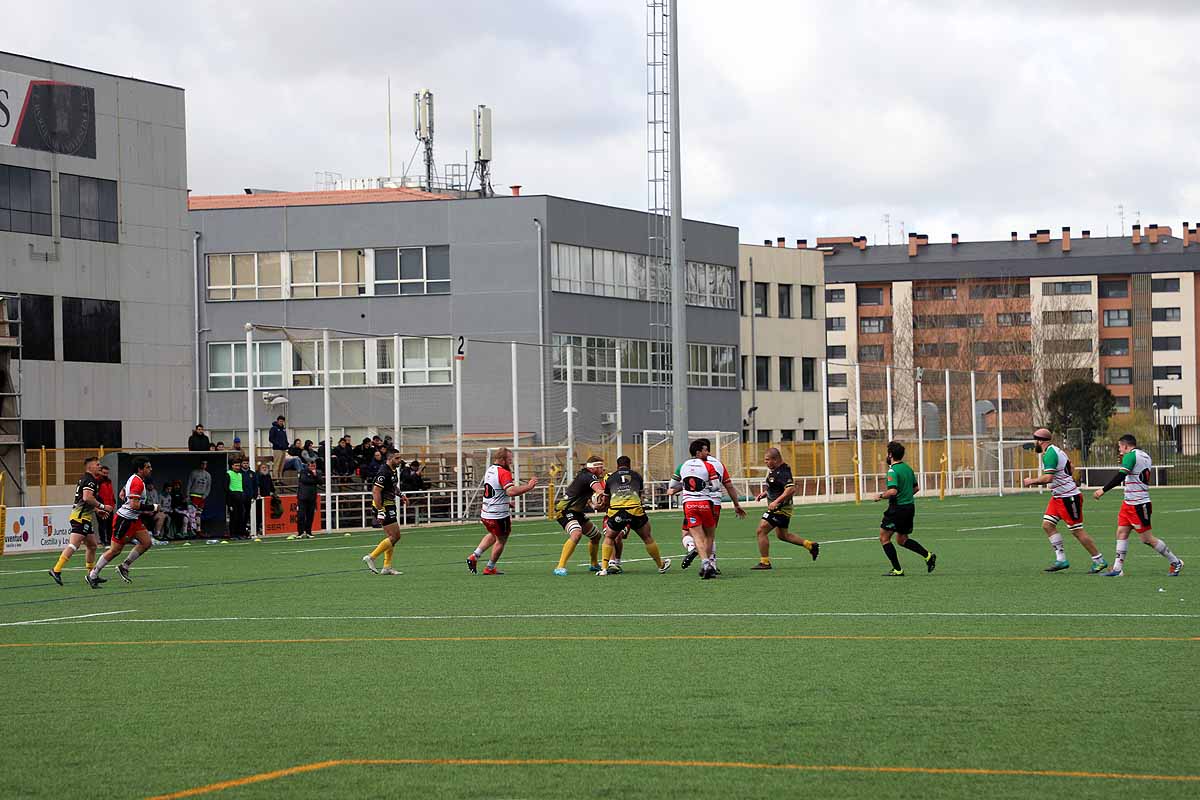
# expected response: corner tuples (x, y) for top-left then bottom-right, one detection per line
(706, 456), (730, 504)
(676, 458), (720, 504)
(480, 464), (515, 520)
(116, 475), (146, 521)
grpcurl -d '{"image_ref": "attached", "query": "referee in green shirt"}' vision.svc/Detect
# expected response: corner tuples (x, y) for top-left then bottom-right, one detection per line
(875, 441), (937, 576)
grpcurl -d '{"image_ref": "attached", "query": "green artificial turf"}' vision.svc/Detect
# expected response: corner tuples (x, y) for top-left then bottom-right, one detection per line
(2, 489), (1198, 799)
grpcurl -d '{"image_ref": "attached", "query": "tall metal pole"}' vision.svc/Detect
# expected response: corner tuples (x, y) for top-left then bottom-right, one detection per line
(997, 373), (1005, 496)
(455, 358), (463, 520)
(511, 341), (521, 515)
(668, 0), (688, 467)
(322, 329), (332, 531)
(615, 344), (624, 462)
(944, 369), (953, 495)
(566, 345), (576, 476)
(854, 363), (864, 497)
(970, 370), (979, 491)
(748, 256), (757, 447)
(916, 379), (925, 487)
(885, 365), (894, 441)
(392, 334), (401, 447)
(244, 324), (257, 538)
(821, 359), (831, 501)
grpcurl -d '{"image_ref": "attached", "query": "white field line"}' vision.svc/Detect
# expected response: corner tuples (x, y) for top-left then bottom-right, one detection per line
(0, 609), (137, 627)
(0, 565), (188, 576)
(958, 524), (1024, 532)
(1165, 507), (1200, 513)
(16, 610), (1200, 627)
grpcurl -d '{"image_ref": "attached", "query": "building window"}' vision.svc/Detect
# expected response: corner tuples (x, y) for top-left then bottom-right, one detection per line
(1043, 339), (1091, 355)
(1113, 395), (1131, 413)
(329, 339), (367, 386)
(740, 355), (748, 390)
(0, 165), (53, 236)
(779, 429), (795, 442)
(753, 282), (769, 317)
(915, 342), (959, 357)
(1043, 281), (1092, 296)
(974, 341), (1033, 356)
(829, 401), (849, 416)
(777, 284), (793, 319)
(827, 345), (846, 360)
(1153, 365), (1183, 381)
(913, 285), (957, 301)
(970, 283), (1030, 299)
(550, 243), (733, 308)
(860, 317), (891, 334)
(207, 342), (284, 389)
(1153, 394), (1184, 410)
(778, 356), (794, 391)
(825, 288), (845, 304)
(59, 173), (118, 243)
(290, 341), (323, 387)
(1153, 336), (1182, 351)
(1099, 338), (1129, 356)
(288, 250), (365, 297)
(1152, 307), (1182, 322)
(402, 337), (454, 385)
(375, 245), (450, 296)
(800, 285), (815, 319)
(206, 253), (283, 301)
(857, 287), (884, 306)
(1103, 309), (1131, 328)
(828, 372), (847, 388)
(1045, 368), (1093, 384)
(686, 260), (737, 308)
(739, 281), (747, 316)
(859, 345), (885, 362)
(802, 357), (816, 392)
(755, 356), (770, 391)
(551, 335), (730, 388)
(1000, 369), (1032, 384)
(803, 429), (818, 441)
(22, 419), (56, 449)
(1099, 280), (1129, 298)
(756, 429), (772, 444)
(1151, 278), (1180, 293)
(64, 420), (121, 449)
(19, 294), (54, 360)
(914, 314), (983, 329)
(1043, 310), (1093, 325)
(61, 297), (120, 363)
(1105, 367), (1132, 385)
(826, 316), (846, 331)
(997, 312), (1031, 327)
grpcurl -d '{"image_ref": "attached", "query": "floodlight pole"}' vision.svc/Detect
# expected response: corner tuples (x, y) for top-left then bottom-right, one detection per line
(615, 344), (624, 463)
(821, 359), (831, 501)
(668, 0), (688, 468)
(393, 333), (401, 447)
(244, 323), (257, 539)
(997, 372), (1005, 496)
(322, 328), (332, 531)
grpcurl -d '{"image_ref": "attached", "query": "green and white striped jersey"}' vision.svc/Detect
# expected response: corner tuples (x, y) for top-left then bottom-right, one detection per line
(1118, 448), (1153, 505)
(1041, 444), (1080, 498)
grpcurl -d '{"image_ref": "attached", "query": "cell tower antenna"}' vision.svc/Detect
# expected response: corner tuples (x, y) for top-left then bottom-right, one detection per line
(882, 213), (891, 245)
(472, 105), (493, 197)
(1117, 204), (1125, 236)
(386, 77), (393, 178)
(413, 89), (435, 192)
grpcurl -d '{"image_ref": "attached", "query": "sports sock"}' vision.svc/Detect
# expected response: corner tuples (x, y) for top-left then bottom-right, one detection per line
(85, 560), (95, 571)
(1114, 539), (1129, 571)
(1091, 552), (1105, 564)
(368, 538), (392, 560)
(587, 537), (600, 567)
(682, 534), (696, 552)
(882, 542), (902, 571)
(710, 540), (717, 556)
(53, 545), (76, 573)
(486, 560), (496, 569)
(1152, 539), (1180, 563)
(802, 539), (814, 551)
(557, 539), (578, 569)
(645, 541), (663, 568)
(472, 548), (483, 558)
(383, 547), (394, 568)
(602, 542), (614, 570)
(1049, 532), (1066, 561)
(901, 539), (929, 559)
(759, 557), (772, 565)
(123, 547), (144, 566)
(91, 554), (111, 576)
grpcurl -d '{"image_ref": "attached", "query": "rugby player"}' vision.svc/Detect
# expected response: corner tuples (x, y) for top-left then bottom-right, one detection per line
(597, 455), (670, 576)
(362, 451), (411, 575)
(1093, 434), (1183, 577)
(675, 438), (744, 570)
(552, 457), (607, 576)
(1022, 428), (1107, 573)
(86, 456), (158, 587)
(751, 447), (819, 570)
(467, 448), (538, 575)
(875, 441), (936, 577)
(49, 457), (110, 585)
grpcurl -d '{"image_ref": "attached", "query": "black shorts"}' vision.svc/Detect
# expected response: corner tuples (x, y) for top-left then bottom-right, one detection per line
(556, 509), (589, 530)
(761, 509), (792, 530)
(881, 504), (915, 535)
(69, 510), (96, 536)
(606, 509), (649, 533)
(376, 504), (398, 525)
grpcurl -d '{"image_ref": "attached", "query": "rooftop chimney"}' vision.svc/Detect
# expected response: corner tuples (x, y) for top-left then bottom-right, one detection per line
(1184, 223), (1190, 249)
(509, 185), (521, 197)
(1148, 224), (1160, 245)
(1011, 231), (1018, 242)
(777, 236), (786, 248)
(797, 239), (808, 249)
(764, 239), (773, 246)
(1036, 229), (1051, 244)
(908, 233), (917, 258)
(951, 233), (959, 245)
(1029, 233), (1038, 240)
(1082, 230), (1091, 239)
(855, 236), (867, 251)
(1062, 226), (1071, 253)
(1132, 224), (1141, 245)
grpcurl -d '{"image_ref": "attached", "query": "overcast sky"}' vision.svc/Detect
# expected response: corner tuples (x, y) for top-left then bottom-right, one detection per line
(13, 0), (1200, 243)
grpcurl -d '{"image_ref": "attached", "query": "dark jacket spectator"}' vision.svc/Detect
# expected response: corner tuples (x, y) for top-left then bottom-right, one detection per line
(297, 462), (321, 501)
(300, 440), (319, 465)
(295, 462), (321, 537)
(334, 439), (355, 475)
(269, 416), (289, 476)
(241, 464), (257, 500)
(353, 438), (373, 467)
(188, 425), (211, 452)
(256, 464), (276, 498)
(362, 449), (385, 485)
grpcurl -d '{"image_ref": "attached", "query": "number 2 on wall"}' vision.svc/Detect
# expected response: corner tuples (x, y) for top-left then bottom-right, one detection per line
(455, 336), (467, 361)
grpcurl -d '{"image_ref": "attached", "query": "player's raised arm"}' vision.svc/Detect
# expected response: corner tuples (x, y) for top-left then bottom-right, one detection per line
(507, 476), (539, 497)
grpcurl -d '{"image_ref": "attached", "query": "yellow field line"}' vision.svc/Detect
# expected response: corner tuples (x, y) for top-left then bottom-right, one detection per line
(145, 756), (1200, 798)
(4, 633), (1199, 650)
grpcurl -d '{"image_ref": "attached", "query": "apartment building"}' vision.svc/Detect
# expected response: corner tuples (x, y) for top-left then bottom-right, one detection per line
(737, 238), (825, 444)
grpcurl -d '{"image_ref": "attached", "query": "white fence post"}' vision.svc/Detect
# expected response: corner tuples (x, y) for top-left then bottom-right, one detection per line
(821, 359), (831, 501)
(854, 363), (864, 497)
(244, 323), (257, 538)
(997, 372), (1004, 496)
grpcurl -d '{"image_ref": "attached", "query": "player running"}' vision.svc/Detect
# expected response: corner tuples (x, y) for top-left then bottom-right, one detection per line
(49, 457), (111, 585)
(1022, 428), (1107, 573)
(752, 447), (819, 570)
(1093, 434), (1183, 577)
(597, 455), (670, 576)
(552, 457), (607, 576)
(875, 441), (936, 576)
(466, 448), (538, 575)
(670, 439), (744, 579)
(362, 451), (411, 575)
(677, 439), (744, 570)
(86, 456), (158, 587)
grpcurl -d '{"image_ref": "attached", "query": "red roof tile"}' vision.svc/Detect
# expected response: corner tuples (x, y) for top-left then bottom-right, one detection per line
(188, 187), (454, 210)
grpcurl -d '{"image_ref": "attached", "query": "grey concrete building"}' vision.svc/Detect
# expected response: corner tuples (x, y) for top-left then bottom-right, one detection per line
(190, 189), (741, 459)
(0, 52), (192, 505)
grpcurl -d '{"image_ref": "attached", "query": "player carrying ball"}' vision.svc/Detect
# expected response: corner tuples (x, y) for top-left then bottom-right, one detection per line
(597, 455), (670, 576)
(552, 457), (607, 576)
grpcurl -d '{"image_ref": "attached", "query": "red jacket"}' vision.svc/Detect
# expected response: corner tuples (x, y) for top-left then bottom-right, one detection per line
(98, 478), (116, 508)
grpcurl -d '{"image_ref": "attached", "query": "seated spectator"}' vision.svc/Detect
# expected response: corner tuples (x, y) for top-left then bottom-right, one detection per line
(166, 480), (186, 538)
(283, 439), (304, 473)
(334, 437), (355, 475)
(362, 448), (385, 488)
(144, 480), (170, 541)
(215, 441), (226, 451)
(300, 440), (319, 467)
(353, 437), (373, 468)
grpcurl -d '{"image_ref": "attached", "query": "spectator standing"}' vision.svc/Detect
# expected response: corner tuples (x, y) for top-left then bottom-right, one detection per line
(296, 460), (321, 538)
(255, 462), (276, 530)
(188, 424), (211, 452)
(225, 456), (245, 539)
(96, 464), (116, 547)
(269, 416), (289, 477)
(240, 461), (257, 538)
(185, 459), (211, 536)
(231, 437), (243, 455)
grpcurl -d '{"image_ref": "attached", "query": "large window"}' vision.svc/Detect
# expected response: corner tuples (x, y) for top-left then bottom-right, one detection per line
(1103, 309), (1131, 327)
(802, 357), (816, 392)
(401, 337), (453, 385)
(19, 294), (54, 360)
(22, 419), (56, 449)
(1152, 278), (1180, 293)
(800, 285), (815, 319)
(61, 297), (120, 363)
(827, 345), (846, 360)
(1113, 395), (1131, 413)
(329, 340), (367, 386)
(59, 173), (118, 243)
(828, 372), (848, 388)
(1153, 394), (1184, 410)
(914, 314), (983, 329)
(777, 285), (793, 319)
(374, 245), (449, 295)
(207, 337), (449, 390)
(753, 282), (769, 317)
(1043, 339), (1092, 355)
(1152, 307), (1182, 322)
(997, 312), (1031, 327)
(859, 345), (885, 362)
(207, 342), (284, 389)
(778, 356), (794, 391)
(1043, 310), (1092, 325)
(913, 285), (957, 301)
(290, 250), (365, 297)
(1043, 281), (1091, 296)
(206, 253), (283, 300)
(1105, 367), (1132, 385)
(969, 283), (1030, 299)
(829, 401), (849, 416)
(755, 356), (770, 391)
(1099, 280), (1128, 298)
(64, 420), (121, 449)
(974, 341), (1033, 356)
(1153, 336), (1182, 351)
(550, 243), (734, 309)
(857, 287), (884, 306)
(0, 165), (52, 236)
(825, 288), (845, 304)
(915, 342), (959, 357)
(1099, 338), (1129, 356)
(826, 316), (846, 331)
(1154, 365), (1183, 381)
(551, 334), (732, 388)
(739, 281), (747, 316)
(685, 260), (736, 309)
(860, 317), (891, 334)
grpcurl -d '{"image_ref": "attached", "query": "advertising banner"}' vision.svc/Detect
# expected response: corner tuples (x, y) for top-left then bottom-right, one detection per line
(262, 495), (322, 537)
(3, 505), (74, 555)
(0, 69), (97, 158)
